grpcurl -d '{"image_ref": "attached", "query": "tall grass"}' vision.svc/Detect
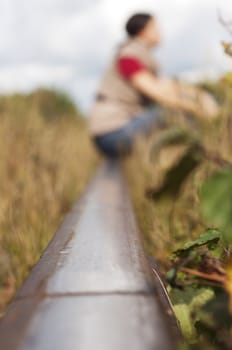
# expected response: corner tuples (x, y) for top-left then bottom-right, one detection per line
(123, 77), (232, 262)
(122, 78), (232, 347)
(0, 89), (99, 316)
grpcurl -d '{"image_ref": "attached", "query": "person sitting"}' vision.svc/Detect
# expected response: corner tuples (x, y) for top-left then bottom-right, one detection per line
(87, 12), (219, 158)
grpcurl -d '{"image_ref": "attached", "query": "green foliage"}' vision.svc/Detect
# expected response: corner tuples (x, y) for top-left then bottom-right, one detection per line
(149, 146), (202, 199)
(147, 129), (232, 348)
(195, 289), (232, 350)
(200, 168), (232, 243)
(172, 229), (222, 258)
(166, 228), (224, 290)
(149, 128), (199, 160)
(170, 286), (214, 343)
(172, 288), (232, 349)
(147, 128), (204, 200)
(167, 229), (226, 349)
(0, 88), (81, 122)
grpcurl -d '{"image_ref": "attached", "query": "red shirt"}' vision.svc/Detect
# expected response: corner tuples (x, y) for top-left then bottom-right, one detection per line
(117, 56), (146, 79)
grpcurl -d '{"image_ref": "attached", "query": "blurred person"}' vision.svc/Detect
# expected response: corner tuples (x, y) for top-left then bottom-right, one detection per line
(87, 12), (219, 158)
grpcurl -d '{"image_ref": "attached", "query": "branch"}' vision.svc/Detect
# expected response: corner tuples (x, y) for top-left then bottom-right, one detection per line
(217, 9), (232, 36)
(179, 267), (226, 284)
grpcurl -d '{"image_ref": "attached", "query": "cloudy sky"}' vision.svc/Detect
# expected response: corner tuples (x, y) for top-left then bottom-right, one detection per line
(0, 0), (231, 113)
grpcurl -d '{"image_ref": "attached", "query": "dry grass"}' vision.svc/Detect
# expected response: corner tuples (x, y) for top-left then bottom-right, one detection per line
(0, 90), (99, 316)
(122, 79), (232, 270)
(122, 133), (175, 262)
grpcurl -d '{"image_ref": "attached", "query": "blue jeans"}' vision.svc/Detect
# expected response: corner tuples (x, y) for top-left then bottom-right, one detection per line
(92, 106), (165, 158)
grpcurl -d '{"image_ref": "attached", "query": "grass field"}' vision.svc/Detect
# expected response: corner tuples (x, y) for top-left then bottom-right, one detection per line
(0, 89), (99, 317)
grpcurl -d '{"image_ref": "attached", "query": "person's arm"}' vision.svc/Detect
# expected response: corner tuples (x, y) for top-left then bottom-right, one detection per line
(117, 57), (193, 110)
(130, 71), (219, 118)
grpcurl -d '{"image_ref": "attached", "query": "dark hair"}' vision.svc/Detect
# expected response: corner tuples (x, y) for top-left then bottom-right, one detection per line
(125, 13), (153, 37)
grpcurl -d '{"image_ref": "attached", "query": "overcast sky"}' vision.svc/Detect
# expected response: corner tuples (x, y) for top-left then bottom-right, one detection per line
(0, 0), (231, 113)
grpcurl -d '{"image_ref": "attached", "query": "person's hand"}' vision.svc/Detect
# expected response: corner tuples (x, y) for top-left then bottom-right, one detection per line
(176, 82), (220, 120)
(195, 89), (220, 120)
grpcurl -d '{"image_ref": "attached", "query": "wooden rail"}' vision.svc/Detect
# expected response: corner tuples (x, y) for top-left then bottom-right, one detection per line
(0, 158), (180, 350)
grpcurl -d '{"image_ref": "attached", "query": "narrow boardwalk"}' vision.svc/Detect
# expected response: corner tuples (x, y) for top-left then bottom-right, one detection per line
(0, 159), (179, 350)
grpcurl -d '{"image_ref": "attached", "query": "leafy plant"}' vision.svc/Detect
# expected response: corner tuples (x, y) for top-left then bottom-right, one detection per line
(200, 168), (232, 244)
(146, 128), (204, 200)
(170, 286), (215, 343)
(172, 229), (222, 258)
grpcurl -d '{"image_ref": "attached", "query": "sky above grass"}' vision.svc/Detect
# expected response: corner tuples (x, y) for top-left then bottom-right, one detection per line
(0, 0), (231, 112)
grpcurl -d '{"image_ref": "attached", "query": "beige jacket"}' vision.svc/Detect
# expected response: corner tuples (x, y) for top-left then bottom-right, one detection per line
(87, 37), (159, 136)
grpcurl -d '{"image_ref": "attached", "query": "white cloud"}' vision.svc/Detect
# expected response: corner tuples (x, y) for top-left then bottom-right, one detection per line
(0, 0), (232, 112)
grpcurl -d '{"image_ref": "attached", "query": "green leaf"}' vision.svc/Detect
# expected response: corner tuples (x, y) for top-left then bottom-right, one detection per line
(147, 143), (204, 200)
(146, 128), (205, 200)
(149, 128), (199, 160)
(172, 229), (222, 258)
(170, 286), (214, 342)
(200, 168), (232, 243)
(166, 268), (177, 283)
